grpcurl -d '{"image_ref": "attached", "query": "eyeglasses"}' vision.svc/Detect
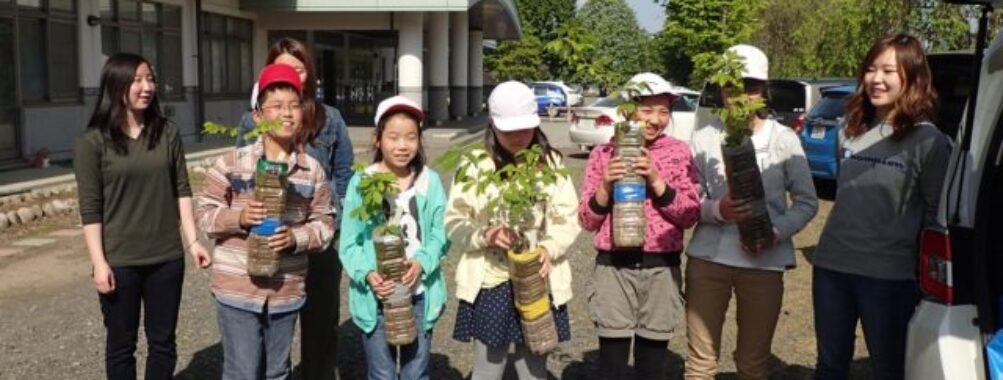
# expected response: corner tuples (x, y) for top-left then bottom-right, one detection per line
(260, 102), (303, 114)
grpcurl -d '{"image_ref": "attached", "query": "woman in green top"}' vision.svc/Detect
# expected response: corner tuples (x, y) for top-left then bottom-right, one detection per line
(74, 53), (212, 380)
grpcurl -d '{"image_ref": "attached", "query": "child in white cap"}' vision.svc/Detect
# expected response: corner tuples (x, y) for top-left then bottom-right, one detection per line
(685, 44), (818, 379)
(446, 81), (581, 380)
(339, 95), (449, 380)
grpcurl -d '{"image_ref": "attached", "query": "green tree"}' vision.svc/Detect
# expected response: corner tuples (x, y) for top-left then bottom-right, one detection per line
(484, 26), (548, 82)
(484, 0), (575, 81)
(578, 0), (652, 91)
(545, 20), (604, 85)
(656, 0), (765, 88)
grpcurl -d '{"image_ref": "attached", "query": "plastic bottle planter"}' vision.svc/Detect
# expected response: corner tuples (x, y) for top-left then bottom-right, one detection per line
(508, 249), (558, 355)
(247, 159), (288, 277)
(720, 138), (774, 249)
(247, 218), (282, 277)
(373, 226), (417, 346)
(612, 121), (647, 248)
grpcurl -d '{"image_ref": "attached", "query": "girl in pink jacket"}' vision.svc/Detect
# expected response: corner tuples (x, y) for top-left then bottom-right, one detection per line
(578, 73), (701, 380)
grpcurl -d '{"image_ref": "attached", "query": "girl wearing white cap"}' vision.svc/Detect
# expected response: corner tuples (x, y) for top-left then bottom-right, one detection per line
(446, 81), (581, 380)
(578, 72), (702, 379)
(340, 95), (449, 380)
(685, 44), (818, 379)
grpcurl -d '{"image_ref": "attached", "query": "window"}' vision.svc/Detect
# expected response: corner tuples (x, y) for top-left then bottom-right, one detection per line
(202, 12), (252, 98)
(101, 0), (183, 99)
(12, 0), (79, 103)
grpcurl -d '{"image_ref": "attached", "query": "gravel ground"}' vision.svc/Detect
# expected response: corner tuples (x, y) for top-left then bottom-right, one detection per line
(0, 139), (877, 379)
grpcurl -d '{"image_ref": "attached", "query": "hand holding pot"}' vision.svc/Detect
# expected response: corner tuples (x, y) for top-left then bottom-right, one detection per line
(635, 148), (667, 196)
(367, 272), (396, 299)
(239, 201), (268, 228)
(485, 225), (518, 251)
(719, 192), (752, 222)
(401, 259), (423, 288)
(268, 226), (296, 253)
(537, 247), (553, 278)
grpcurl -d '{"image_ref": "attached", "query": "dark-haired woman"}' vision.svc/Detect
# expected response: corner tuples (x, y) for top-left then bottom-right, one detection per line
(235, 38), (353, 379)
(74, 53), (211, 380)
(445, 81), (581, 380)
(812, 34), (953, 380)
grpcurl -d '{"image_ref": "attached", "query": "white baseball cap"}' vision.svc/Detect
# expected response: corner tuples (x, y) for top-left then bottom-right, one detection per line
(624, 72), (680, 100)
(726, 44), (769, 81)
(374, 95), (425, 126)
(488, 81), (541, 132)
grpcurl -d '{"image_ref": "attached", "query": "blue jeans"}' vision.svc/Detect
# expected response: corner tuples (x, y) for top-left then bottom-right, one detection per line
(362, 296), (431, 380)
(99, 258), (184, 380)
(812, 266), (919, 380)
(216, 300), (299, 380)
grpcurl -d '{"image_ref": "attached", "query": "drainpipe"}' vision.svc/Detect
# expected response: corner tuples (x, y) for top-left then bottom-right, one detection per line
(194, 0), (205, 142)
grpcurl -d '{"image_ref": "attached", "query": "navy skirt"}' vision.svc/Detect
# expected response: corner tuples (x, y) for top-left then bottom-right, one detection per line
(452, 281), (571, 348)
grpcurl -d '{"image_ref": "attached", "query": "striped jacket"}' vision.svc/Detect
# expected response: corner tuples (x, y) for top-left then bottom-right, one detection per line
(195, 139), (335, 314)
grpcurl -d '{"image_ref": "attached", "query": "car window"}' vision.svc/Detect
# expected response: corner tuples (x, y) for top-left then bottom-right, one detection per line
(592, 97), (618, 108)
(534, 86), (548, 96)
(769, 81), (808, 113)
(673, 94), (699, 112)
(808, 92), (851, 119)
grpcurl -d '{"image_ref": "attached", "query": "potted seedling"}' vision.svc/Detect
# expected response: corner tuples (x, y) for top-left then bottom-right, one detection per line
(203, 120), (291, 276)
(437, 143), (569, 355)
(707, 51), (774, 251)
(608, 82), (654, 248)
(348, 163), (417, 346)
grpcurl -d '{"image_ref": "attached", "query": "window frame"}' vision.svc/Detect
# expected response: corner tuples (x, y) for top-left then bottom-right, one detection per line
(201, 12), (253, 99)
(101, 0), (185, 101)
(13, 0), (80, 105)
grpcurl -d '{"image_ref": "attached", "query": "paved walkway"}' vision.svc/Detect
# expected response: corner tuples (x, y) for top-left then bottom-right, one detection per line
(0, 116), (487, 196)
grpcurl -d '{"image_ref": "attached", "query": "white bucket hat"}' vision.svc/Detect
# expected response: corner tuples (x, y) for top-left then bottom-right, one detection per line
(726, 44), (769, 81)
(623, 72), (680, 101)
(488, 81), (541, 132)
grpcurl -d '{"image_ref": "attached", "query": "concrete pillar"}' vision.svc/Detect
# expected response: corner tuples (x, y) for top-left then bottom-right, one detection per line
(396, 12), (424, 107)
(449, 12), (469, 120)
(427, 12), (449, 124)
(467, 30), (484, 117)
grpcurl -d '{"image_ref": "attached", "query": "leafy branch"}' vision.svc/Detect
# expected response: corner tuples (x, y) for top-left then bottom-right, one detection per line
(435, 143), (569, 244)
(202, 119), (283, 142)
(707, 50), (766, 147)
(349, 163), (402, 235)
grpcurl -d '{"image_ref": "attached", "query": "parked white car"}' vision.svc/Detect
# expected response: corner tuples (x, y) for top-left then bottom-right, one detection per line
(904, 2), (1003, 379)
(568, 88), (700, 150)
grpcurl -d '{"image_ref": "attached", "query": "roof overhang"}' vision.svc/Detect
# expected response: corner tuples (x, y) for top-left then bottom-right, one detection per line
(239, 0), (521, 40)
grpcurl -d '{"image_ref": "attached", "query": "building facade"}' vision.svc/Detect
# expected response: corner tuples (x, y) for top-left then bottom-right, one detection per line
(0, 0), (519, 167)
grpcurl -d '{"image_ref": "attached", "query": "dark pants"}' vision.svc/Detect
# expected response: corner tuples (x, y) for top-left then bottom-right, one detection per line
(812, 266), (920, 380)
(99, 258), (185, 380)
(300, 245), (342, 380)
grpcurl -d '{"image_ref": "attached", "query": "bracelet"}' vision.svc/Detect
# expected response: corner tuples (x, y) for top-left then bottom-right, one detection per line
(186, 239), (199, 249)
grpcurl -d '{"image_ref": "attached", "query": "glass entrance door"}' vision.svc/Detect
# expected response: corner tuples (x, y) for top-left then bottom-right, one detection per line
(0, 16), (20, 161)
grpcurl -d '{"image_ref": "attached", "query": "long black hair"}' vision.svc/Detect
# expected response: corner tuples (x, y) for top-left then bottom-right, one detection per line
(484, 126), (562, 172)
(373, 111), (426, 178)
(86, 53), (168, 155)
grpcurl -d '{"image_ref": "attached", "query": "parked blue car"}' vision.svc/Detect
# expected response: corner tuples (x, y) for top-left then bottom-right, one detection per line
(532, 82), (567, 115)
(799, 84), (856, 180)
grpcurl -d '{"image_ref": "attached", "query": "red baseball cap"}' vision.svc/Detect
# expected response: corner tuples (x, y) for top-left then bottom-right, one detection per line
(257, 64), (302, 94)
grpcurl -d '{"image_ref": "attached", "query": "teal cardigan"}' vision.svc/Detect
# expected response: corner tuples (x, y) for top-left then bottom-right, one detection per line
(338, 165), (449, 334)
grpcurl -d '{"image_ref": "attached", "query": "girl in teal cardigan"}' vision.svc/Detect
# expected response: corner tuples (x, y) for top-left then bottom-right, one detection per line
(339, 96), (448, 380)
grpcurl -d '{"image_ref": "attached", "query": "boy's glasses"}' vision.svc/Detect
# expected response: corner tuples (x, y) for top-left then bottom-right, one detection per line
(260, 102), (303, 114)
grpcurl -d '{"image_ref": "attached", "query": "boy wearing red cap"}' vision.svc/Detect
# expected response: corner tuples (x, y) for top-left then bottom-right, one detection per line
(195, 64), (335, 379)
